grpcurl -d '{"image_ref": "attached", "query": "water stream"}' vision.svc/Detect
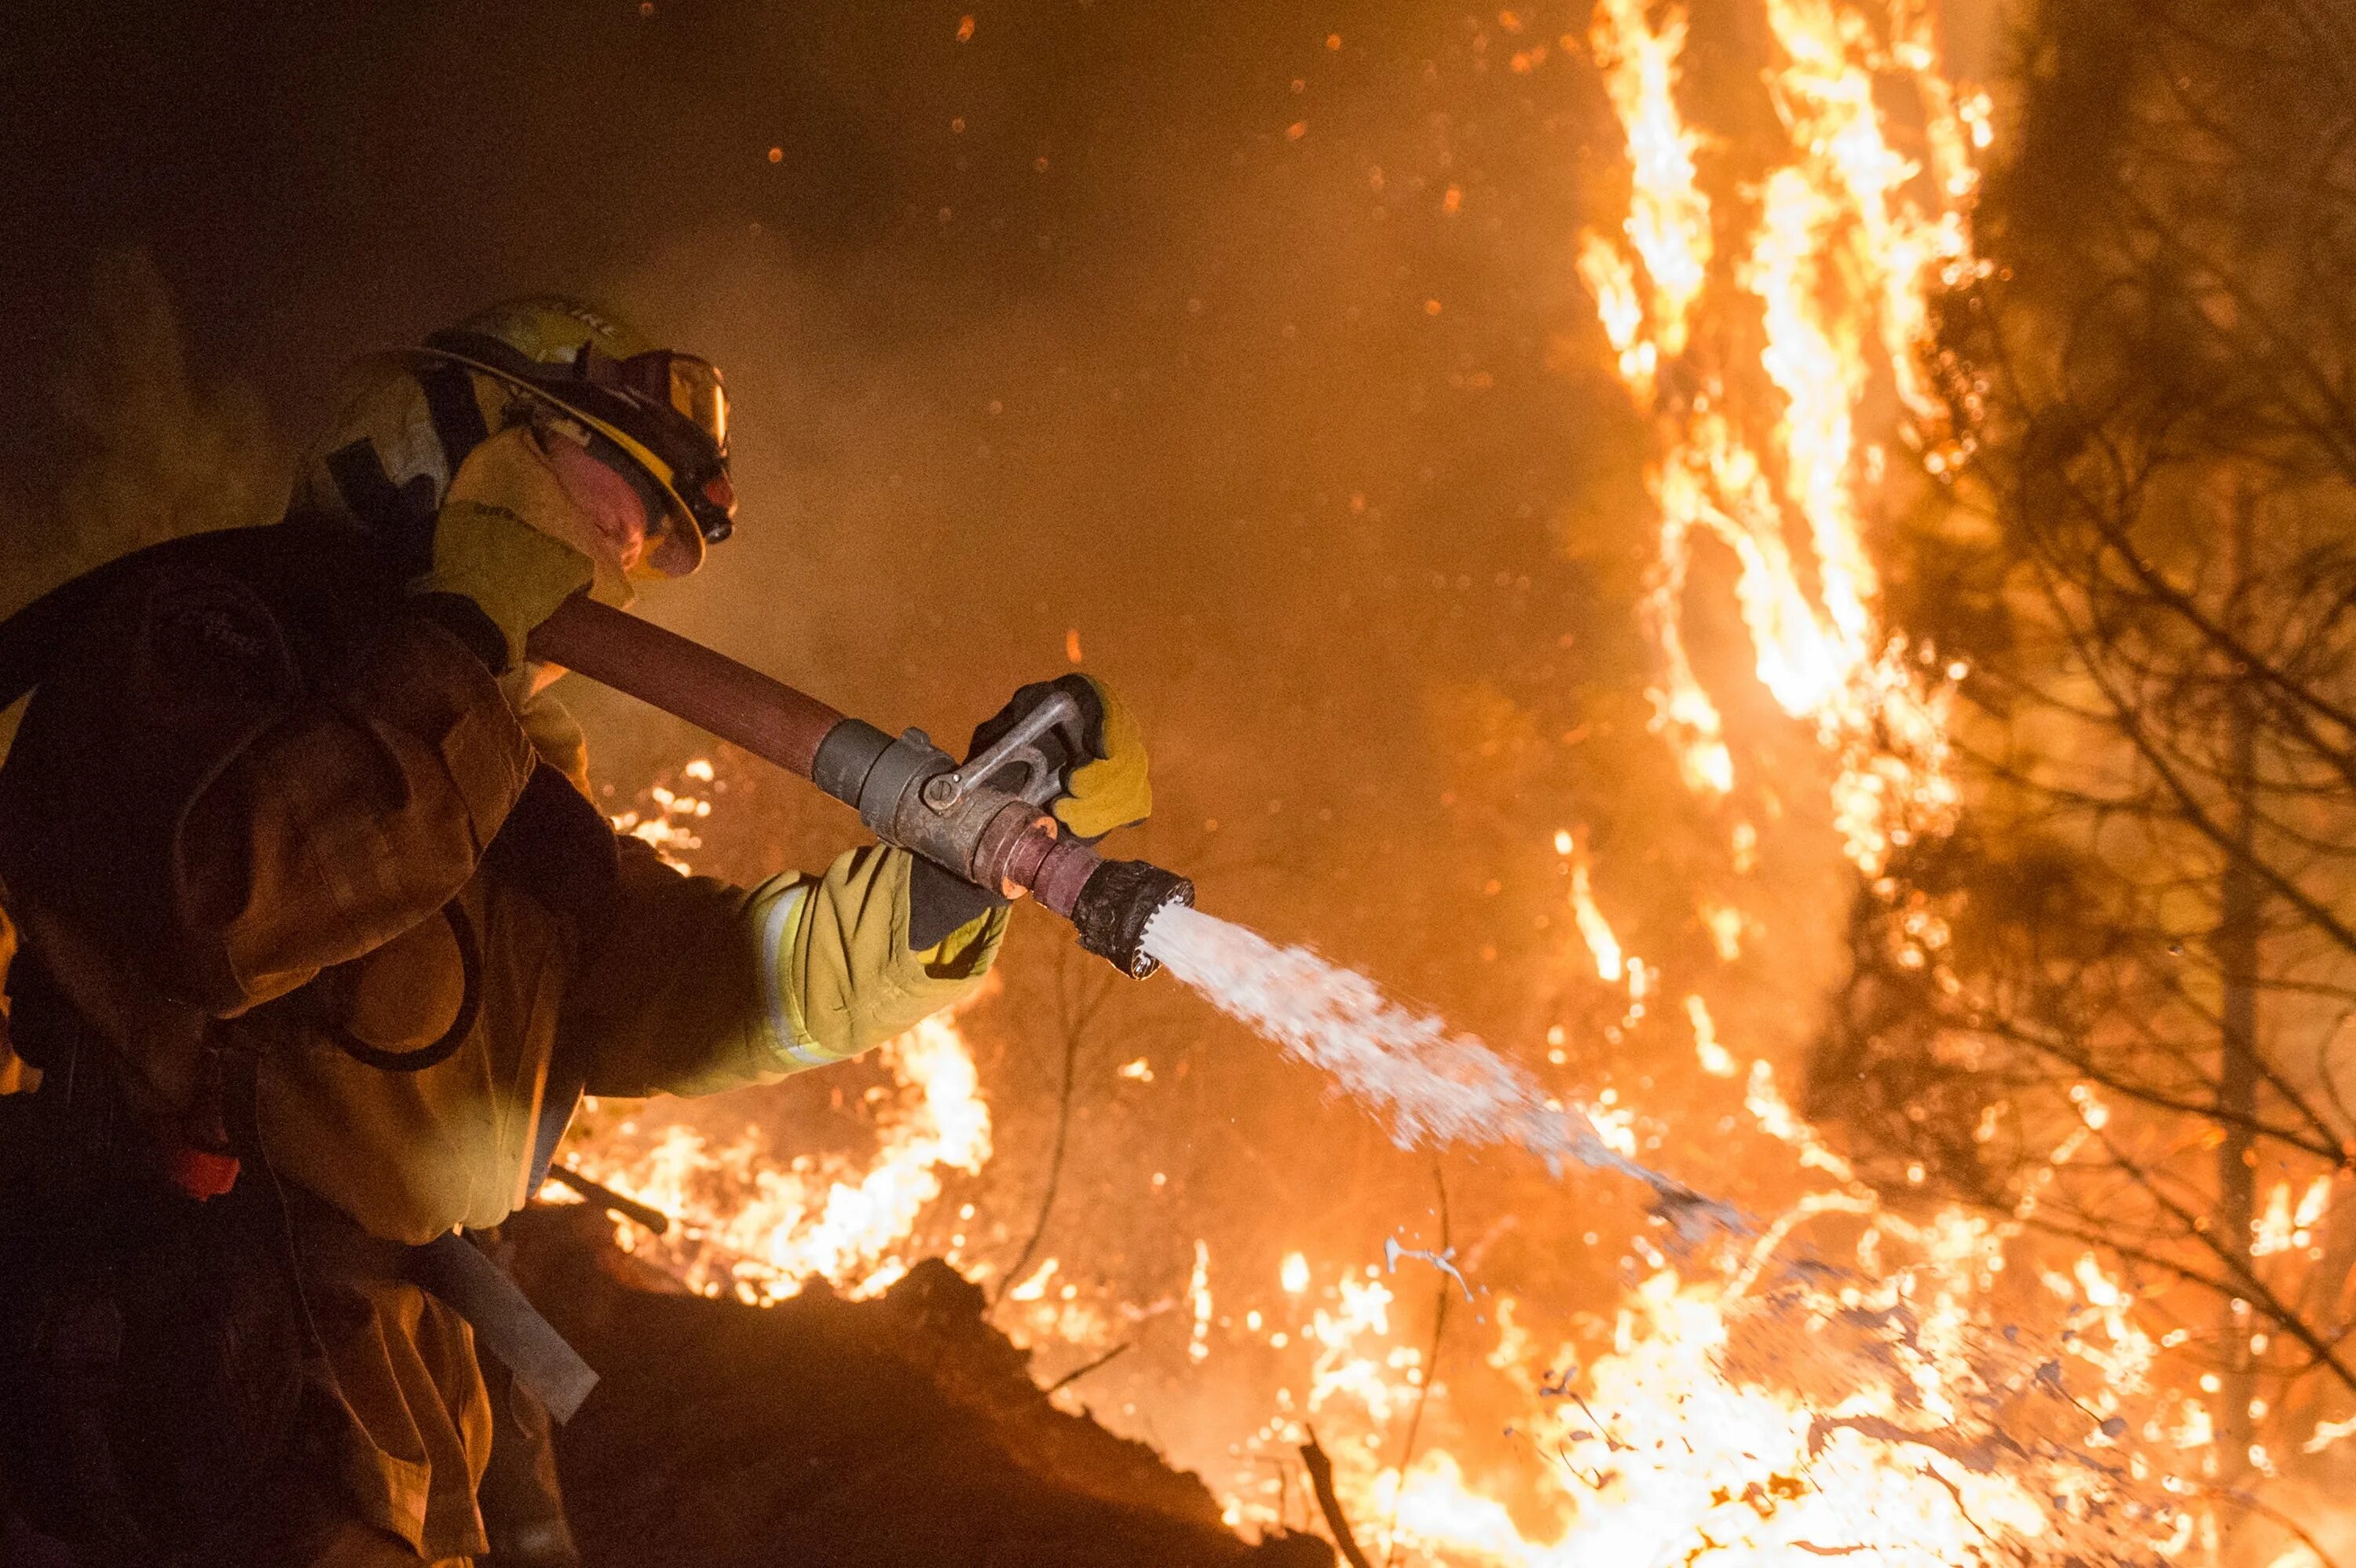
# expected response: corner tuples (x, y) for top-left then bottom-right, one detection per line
(1140, 905), (1743, 1237)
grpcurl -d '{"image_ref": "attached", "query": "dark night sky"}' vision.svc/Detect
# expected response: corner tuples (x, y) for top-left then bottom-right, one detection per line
(2, 0), (1609, 474)
(0, 0), (1663, 948)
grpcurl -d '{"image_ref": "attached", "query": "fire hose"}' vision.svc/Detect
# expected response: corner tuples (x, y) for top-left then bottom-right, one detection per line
(526, 596), (1194, 979)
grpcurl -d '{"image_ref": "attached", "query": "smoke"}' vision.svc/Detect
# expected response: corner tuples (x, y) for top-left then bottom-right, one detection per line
(0, 249), (284, 784)
(503, 7), (1864, 1516)
(8, 250), (284, 609)
(8, 0), (1949, 1541)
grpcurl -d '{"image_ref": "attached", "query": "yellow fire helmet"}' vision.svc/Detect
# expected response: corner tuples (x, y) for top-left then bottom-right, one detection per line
(302, 294), (734, 579)
(415, 296), (734, 576)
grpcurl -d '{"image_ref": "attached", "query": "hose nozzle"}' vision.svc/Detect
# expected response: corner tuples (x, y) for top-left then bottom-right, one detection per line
(526, 601), (1196, 980)
(1004, 827), (1192, 978)
(1061, 856), (1195, 979)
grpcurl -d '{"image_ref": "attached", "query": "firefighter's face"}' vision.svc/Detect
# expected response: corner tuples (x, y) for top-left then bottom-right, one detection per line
(540, 430), (652, 573)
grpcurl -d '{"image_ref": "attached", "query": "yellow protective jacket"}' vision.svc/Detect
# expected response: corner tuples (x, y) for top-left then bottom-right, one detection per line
(0, 521), (1003, 1559)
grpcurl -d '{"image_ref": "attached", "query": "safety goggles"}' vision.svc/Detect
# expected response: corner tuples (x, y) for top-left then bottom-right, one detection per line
(598, 349), (729, 459)
(577, 347), (737, 545)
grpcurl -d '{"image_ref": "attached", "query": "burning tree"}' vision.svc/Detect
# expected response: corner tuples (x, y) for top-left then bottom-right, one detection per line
(1820, 0), (2356, 1536)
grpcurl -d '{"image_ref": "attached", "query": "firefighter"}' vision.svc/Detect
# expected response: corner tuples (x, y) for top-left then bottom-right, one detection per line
(0, 297), (1150, 1566)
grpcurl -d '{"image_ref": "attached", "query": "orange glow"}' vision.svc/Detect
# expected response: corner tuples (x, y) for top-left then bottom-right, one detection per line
(1564, 828), (1621, 979)
(1188, 1239), (1215, 1365)
(565, 1012), (991, 1304)
(1589, 0), (1711, 360)
(1685, 993), (1736, 1077)
(1565, 839), (1624, 984)
(562, 9), (2209, 1559)
(1008, 1256), (1059, 1302)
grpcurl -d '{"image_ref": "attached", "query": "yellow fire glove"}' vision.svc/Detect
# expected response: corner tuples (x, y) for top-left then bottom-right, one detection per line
(415, 426), (627, 669)
(959, 673), (1151, 838)
(1051, 676), (1152, 839)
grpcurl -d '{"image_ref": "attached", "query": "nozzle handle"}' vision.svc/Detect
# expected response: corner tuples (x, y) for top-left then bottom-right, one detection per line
(922, 689), (1083, 811)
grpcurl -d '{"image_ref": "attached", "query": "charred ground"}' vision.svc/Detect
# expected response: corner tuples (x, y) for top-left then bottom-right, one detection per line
(510, 1206), (1333, 1568)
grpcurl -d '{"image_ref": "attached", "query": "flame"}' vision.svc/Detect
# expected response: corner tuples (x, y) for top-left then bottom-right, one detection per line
(1583, 0), (1971, 873)
(565, 1012), (992, 1304)
(1698, 900), (1744, 959)
(1176, 3), (2179, 1560)
(1008, 1256), (1061, 1302)
(1377, 1273), (2058, 1566)
(1206, 1075), (2189, 1565)
(1189, 1239), (1216, 1365)
(1558, 831), (1626, 983)
(1685, 993), (1738, 1077)
(1589, 0), (1712, 365)
(572, 761), (993, 1303)
(608, 758), (716, 870)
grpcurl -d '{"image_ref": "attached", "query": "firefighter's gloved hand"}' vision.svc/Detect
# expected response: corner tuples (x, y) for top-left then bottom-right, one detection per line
(906, 674), (1154, 948)
(412, 426), (617, 672)
(1018, 674), (1152, 839)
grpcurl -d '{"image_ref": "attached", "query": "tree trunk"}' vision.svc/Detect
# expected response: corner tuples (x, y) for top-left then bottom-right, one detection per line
(2213, 491), (2262, 1500)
